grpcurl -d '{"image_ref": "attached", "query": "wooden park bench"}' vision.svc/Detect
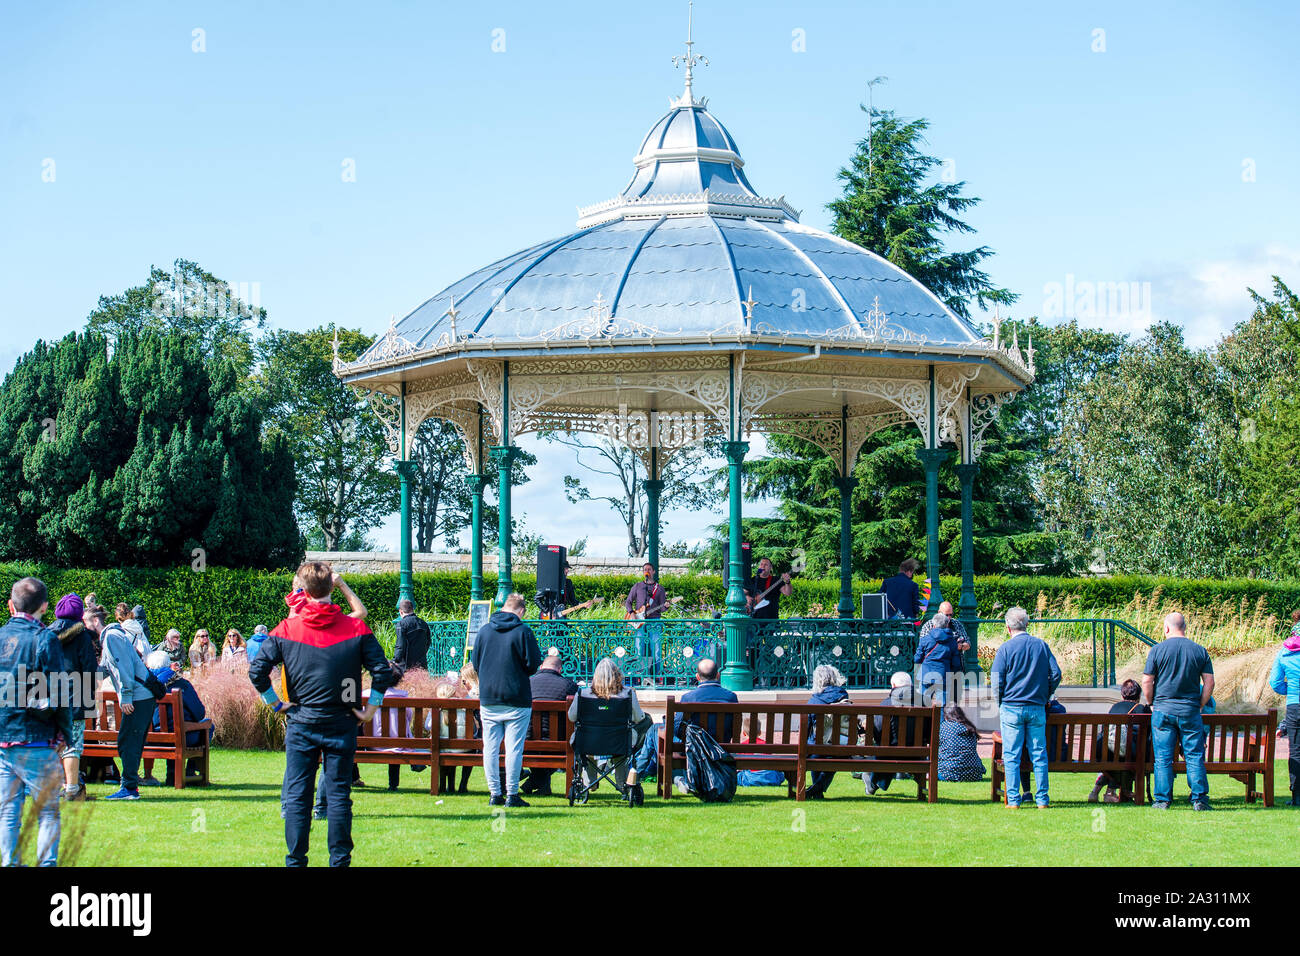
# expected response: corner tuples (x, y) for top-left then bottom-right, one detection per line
(990, 709), (1277, 806)
(427, 698), (574, 797)
(354, 694), (438, 780)
(84, 690), (211, 789)
(659, 697), (941, 802)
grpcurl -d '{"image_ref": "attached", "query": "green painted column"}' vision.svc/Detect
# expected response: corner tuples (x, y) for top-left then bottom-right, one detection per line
(466, 473), (489, 601)
(834, 475), (857, 618)
(720, 439), (753, 692)
(916, 447), (950, 611)
(489, 445), (520, 605)
(396, 459), (416, 609)
(644, 479), (664, 569)
(956, 461), (979, 671)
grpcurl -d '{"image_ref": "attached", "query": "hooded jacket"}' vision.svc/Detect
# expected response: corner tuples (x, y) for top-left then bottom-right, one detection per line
(0, 615), (73, 746)
(470, 611), (542, 708)
(805, 684), (851, 745)
(1269, 636), (1300, 706)
(248, 601), (395, 724)
(51, 618), (97, 717)
(149, 667), (211, 746)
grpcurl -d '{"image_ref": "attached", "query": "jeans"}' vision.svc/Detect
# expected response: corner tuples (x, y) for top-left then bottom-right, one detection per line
(1000, 702), (1049, 806)
(635, 622), (663, 679)
(117, 698), (157, 792)
(1151, 709), (1208, 806)
(0, 746), (61, 867)
(481, 704), (531, 797)
(283, 715), (358, 867)
(920, 666), (947, 705)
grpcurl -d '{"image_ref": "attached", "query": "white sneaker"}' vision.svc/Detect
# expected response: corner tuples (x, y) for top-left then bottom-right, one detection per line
(673, 777), (690, 795)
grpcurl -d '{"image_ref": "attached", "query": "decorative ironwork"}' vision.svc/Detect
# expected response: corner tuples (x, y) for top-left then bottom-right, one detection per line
(337, 316), (421, 373)
(425, 617), (918, 689)
(936, 364), (981, 452)
(856, 296), (928, 345)
(353, 385), (402, 457)
(738, 368), (930, 445)
(969, 391), (1017, 459)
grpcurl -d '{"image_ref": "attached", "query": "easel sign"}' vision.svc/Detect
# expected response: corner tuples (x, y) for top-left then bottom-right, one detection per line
(464, 600), (493, 665)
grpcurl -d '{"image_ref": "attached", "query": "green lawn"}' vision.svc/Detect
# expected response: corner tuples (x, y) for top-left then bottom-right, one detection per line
(64, 750), (1298, 866)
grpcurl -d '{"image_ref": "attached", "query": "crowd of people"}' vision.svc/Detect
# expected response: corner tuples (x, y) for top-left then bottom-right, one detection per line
(2, 561), (1296, 868)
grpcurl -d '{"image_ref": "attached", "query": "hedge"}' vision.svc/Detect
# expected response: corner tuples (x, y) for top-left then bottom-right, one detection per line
(2, 562), (1297, 649)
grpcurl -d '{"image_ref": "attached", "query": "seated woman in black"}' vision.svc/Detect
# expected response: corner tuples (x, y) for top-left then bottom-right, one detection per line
(937, 703), (984, 782)
(1089, 678), (1150, 803)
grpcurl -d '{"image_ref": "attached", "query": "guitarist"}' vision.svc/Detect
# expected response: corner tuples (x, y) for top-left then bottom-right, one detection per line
(747, 556), (792, 621)
(624, 562), (667, 682)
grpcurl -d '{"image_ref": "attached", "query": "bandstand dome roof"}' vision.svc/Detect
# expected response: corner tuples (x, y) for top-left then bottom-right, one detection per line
(359, 97), (989, 359)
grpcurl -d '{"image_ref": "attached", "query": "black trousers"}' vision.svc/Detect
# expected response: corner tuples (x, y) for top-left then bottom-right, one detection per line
(283, 716), (357, 867)
(1288, 704), (1300, 795)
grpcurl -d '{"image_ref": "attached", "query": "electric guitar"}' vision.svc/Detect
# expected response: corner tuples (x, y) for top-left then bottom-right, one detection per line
(750, 573), (794, 612)
(547, 595), (604, 620)
(626, 595), (684, 629)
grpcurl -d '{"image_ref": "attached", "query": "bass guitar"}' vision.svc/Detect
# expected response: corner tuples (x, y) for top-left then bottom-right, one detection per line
(542, 595), (604, 621)
(625, 595), (684, 629)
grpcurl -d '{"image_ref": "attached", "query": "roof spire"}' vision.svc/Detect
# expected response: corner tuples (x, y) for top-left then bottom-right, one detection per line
(671, 2), (708, 108)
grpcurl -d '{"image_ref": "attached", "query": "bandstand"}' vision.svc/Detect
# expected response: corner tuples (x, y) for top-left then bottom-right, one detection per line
(335, 33), (1034, 691)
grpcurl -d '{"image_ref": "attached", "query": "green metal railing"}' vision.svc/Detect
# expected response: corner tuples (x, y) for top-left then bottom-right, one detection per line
(428, 615), (1155, 690)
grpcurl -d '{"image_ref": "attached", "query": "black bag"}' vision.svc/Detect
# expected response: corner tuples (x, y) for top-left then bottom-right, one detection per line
(683, 723), (737, 803)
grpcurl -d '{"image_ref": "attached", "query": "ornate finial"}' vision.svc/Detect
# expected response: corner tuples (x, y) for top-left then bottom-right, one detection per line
(590, 292), (611, 324)
(742, 284), (757, 329)
(671, 2), (709, 107)
(331, 325), (341, 371)
(445, 296), (459, 340)
(992, 305), (1001, 350)
(1026, 332), (1036, 375)
(1011, 325), (1020, 357)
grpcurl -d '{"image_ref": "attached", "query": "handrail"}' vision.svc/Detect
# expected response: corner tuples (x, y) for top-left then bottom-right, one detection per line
(975, 617), (1155, 688)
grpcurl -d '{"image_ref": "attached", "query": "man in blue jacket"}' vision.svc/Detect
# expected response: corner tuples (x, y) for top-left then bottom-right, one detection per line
(0, 577), (72, 866)
(1268, 628), (1300, 806)
(879, 558), (921, 620)
(990, 606), (1061, 809)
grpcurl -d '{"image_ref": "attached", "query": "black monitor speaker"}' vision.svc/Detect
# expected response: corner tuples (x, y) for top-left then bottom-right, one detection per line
(536, 544), (566, 597)
(722, 542), (752, 588)
(861, 592), (888, 621)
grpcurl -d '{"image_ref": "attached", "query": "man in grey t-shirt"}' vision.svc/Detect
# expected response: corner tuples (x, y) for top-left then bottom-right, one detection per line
(1141, 612), (1215, 811)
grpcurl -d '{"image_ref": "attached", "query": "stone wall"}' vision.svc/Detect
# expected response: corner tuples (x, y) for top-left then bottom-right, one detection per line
(305, 551), (692, 576)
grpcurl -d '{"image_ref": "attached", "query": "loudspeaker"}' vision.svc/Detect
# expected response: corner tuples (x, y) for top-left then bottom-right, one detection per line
(861, 592), (888, 621)
(536, 544), (566, 597)
(722, 542), (752, 588)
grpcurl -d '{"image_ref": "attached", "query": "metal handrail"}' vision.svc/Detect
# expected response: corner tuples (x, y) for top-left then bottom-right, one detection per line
(975, 616), (1155, 688)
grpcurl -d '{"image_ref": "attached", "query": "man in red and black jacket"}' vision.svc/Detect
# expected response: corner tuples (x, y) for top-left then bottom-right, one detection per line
(250, 562), (395, 867)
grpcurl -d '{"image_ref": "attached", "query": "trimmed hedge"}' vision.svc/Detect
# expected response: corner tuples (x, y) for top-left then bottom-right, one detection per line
(2, 562), (1297, 647)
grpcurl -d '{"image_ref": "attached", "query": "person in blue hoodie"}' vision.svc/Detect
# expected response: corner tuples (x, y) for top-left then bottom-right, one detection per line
(1268, 618), (1300, 807)
(990, 606), (1062, 809)
(144, 652), (213, 784)
(804, 664), (852, 799)
(913, 611), (963, 705)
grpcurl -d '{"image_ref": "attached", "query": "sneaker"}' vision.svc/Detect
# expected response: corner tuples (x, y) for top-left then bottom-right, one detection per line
(1103, 789), (1121, 804)
(865, 778), (878, 796)
(1150, 801), (1171, 810)
(627, 783), (644, 807)
(1192, 801), (1211, 812)
(673, 777), (690, 796)
(104, 787), (140, 801)
(64, 785), (93, 802)
(488, 794), (505, 807)
(1035, 802), (1049, 810)
(140, 776), (163, 788)
(505, 794), (530, 808)
(1005, 801), (1021, 810)
(1087, 784), (1103, 803)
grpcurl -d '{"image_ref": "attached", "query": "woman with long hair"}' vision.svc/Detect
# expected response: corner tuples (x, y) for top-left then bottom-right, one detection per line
(566, 657), (649, 805)
(220, 628), (247, 665)
(938, 702), (985, 782)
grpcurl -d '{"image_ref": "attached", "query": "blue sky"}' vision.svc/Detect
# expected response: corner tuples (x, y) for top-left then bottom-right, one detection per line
(3, 0), (1297, 554)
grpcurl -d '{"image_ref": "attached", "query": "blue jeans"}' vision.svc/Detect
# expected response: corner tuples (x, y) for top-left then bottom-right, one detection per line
(1000, 703), (1049, 806)
(920, 666), (947, 705)
(1151, 709), (1208, 805)
(282, 715), (357, 867)
(481, 704), (531, 797)
(636, 622), (663, 678)
(117, 698), (157, 792)
(0, 746), (61, 867)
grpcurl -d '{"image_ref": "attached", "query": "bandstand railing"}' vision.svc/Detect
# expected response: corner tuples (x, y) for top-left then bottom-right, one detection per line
(426, 615), (1154, 690)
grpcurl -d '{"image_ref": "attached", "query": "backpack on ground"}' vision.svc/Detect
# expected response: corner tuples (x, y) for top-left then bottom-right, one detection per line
(683, 722), (737, 803)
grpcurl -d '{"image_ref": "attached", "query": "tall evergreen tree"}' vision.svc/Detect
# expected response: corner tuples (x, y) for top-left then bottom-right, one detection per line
(0, 331), (299, 568)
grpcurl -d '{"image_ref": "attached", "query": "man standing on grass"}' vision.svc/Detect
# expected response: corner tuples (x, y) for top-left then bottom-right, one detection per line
(249, 562), (395, 867)
(0, 577), (72, 866)
(471, 592), (542, 808)
(990, 606), (1061, 809)
(1142, 611), (1214, 812)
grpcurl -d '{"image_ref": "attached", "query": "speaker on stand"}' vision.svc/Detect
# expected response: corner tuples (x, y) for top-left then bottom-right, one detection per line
(536, 544), (566, 618)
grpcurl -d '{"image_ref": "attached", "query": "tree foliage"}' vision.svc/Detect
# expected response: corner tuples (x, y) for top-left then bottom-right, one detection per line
(0, 332), (299, 569)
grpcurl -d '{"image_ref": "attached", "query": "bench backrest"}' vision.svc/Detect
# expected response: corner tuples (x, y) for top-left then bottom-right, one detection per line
(355, 695), (437, 750)
(663, 698), (940, 761)
(86, 690), (186, 749)
(425, 698), (572, 755)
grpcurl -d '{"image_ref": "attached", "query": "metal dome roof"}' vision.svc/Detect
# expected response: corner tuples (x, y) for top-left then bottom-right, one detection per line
(365, 56), (984, 361)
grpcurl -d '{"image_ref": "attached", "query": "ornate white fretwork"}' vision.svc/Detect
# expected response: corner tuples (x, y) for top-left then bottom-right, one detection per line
(352, 385), (402, 457)
(936, 365), (982, 452)
(969, 391), (1017, 460)
(469, 362), (505, 441)
(845, 407), (912, 467)
(753, 405), (913, 475)
(536, 295), (676, 342)
(737, 368), (930, 446)
(336, 318), (420, 374)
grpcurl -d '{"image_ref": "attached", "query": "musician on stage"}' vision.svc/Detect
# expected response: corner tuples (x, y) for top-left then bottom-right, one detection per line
(746, 556), (792, 620)
(624, 563), (666, 621)
(625, 562), (666, 681)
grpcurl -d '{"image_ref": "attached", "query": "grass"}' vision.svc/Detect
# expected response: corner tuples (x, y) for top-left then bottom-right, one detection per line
(67, 748), (1299, 867)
